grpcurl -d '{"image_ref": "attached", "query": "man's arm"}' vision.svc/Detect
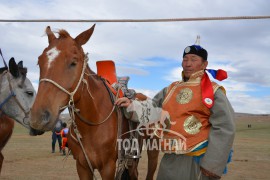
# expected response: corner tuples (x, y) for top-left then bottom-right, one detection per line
(116, 87), (168, 123)
(200, 88), (235, 177)
(152, 87), (168, 107)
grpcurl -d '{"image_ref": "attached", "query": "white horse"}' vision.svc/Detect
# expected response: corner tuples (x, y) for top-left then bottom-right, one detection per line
(0, 57), (36, 128)
(0, 56), (39, 173)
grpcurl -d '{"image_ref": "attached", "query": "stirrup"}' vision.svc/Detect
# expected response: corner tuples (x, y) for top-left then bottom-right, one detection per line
(124, 138), (141, 159)
(125, 153), (141, 159)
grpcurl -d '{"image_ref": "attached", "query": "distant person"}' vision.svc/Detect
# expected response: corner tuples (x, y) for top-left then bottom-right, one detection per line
(60, 122), (69, 155)
(51, 119), (63, 153)
(116, 42), (235, 179)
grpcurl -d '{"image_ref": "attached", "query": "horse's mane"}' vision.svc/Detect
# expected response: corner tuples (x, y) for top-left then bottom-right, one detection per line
(0, 66), (26, 86)
(19, 67), (27, 76)
(18, 67), (27, 85)
(0, 67), (8, 74)
(58, 29), (71, 39)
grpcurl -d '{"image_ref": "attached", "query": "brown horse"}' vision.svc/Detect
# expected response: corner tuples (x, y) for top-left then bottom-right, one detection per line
(0, 114), (14, 174)
(30, 25), (159, 179)
(0, 57), (37, 174)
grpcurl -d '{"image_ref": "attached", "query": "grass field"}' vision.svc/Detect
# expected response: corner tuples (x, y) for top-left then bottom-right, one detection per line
(1, 114), (270, 179)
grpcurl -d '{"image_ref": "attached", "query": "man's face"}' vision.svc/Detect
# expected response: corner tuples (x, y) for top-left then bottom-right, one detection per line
(182, 54), (208, 79)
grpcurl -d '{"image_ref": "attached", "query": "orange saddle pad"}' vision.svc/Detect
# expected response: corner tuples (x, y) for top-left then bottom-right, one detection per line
(96, 60), (123, 97)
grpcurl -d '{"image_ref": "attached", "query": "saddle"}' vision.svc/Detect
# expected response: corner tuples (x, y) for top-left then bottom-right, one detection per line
(96, 60), (142, 178)
(96, 60), (136, 99)
(97, 61), (141, 154)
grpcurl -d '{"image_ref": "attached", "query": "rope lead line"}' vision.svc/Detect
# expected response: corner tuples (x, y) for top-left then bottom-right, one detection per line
(0, 15), (270, 23)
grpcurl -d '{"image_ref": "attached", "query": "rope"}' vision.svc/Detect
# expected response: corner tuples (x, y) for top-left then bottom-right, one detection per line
(40, 78), (72, 95)
(74, 81), (122, 126)
(68, 103), (97, 180)
(82, 79), (94, 99)
(0, 15), (270, 23)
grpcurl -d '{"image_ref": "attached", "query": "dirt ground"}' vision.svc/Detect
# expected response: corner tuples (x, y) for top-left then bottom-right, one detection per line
(1, 114), (270, 180)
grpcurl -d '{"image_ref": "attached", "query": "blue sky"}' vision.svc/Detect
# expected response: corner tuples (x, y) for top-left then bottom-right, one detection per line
(1, 0), (270, 114)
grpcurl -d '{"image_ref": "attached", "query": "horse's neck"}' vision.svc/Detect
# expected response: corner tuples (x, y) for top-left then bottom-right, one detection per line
(0, 73), (12, 101)
(75, 67), (114, 122)
(0, 75), (15, 117)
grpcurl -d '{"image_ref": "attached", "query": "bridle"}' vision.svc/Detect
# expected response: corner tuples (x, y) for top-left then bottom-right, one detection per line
(0, 70), (31, 127)
(40, 54), (88, 110)
(39, 54), (120, 125)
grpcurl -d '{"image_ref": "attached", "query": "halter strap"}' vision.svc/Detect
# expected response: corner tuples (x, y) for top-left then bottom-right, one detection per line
(0, 71), (31, 127)
(7, 72), (30, 115)
(0, 90), (15, 109)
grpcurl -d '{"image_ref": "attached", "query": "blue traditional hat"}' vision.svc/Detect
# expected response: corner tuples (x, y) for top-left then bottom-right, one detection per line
(183, 45), (208, 60)
(183, 36), (208, 60)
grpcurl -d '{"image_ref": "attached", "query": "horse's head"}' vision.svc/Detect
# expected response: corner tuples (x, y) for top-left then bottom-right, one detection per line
(30, 24), (96, 131)
(0, 58), (36, 130)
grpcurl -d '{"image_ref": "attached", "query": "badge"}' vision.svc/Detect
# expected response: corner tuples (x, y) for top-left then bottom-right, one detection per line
(176, 88), (193, 104)
(204, 98), (213, 105)
(183, 115), (202, 135)
(184, 46), (191, 53)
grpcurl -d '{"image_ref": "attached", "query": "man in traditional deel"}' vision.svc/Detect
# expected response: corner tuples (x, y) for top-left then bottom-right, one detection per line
(115, 40), (235, 180)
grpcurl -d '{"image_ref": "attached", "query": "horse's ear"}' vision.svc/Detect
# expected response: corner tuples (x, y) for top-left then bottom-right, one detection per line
(18, 61), (23, 68)
(46, 26), (56, 44)
(9, 57), (19, 78)
(75, 24), (96, 46)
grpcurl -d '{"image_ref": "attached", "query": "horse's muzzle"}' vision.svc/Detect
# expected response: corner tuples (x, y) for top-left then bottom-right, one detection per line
(29, 127), (45, 136)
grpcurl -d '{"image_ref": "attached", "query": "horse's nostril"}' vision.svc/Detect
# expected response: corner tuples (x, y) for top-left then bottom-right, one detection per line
(29, 127), (45, 136)
(41, 110), (50, 123)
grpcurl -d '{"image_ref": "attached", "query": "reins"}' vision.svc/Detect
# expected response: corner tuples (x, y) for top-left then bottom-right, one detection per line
(73, 77), (121, 126)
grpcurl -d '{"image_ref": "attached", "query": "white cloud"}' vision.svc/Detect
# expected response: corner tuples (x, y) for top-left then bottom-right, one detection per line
(227, 91), (270, 114)
(0, 0), (270, 114)
(163, 67), (182, 82)
(133, 88), (159, 99)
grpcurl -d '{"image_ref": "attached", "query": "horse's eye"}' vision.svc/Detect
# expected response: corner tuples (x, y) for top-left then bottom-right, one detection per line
(25, 91), (34, 97)
(70, 60), (77, 67)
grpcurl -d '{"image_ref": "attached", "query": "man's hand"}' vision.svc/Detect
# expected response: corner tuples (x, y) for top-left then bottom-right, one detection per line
(115, 97), (132, 108)
(200, 166), (221, 179)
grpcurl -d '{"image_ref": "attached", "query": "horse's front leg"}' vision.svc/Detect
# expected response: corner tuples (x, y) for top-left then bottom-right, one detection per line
(99, 160), (116, 180)
(76, 159), (94, 180)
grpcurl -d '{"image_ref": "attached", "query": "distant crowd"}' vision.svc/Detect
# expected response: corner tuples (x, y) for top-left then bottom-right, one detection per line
(51, 119), (69, 155)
